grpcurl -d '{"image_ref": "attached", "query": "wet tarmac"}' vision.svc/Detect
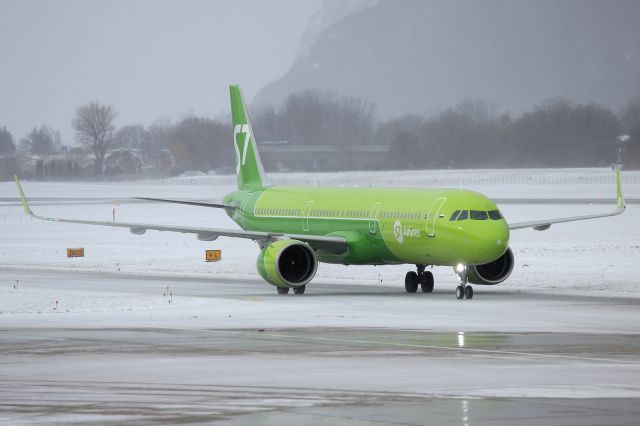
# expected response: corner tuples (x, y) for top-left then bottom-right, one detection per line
(1, 269), (639, 424)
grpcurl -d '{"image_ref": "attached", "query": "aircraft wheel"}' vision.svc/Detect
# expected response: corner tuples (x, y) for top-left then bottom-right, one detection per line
(293, 285), (306, 295)
(405, 272), (419, 293)
(421, 271), (434, 293)
(277, 287), (290, 295)
(464, 285), (473, 299)
(456, 285), (464, 300)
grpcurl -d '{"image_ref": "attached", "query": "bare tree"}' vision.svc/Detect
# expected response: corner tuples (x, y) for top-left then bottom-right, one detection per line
(19, 125), (57, 156)
(72, 102), (118, 174)
(0, 126), (16, 155)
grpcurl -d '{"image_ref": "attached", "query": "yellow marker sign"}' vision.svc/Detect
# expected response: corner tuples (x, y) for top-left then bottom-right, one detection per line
(205, 249), (221, 262)
(67, 248), (85, 257)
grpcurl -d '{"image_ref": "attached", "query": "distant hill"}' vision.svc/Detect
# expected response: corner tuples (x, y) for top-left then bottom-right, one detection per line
(255, 0), (640, 118)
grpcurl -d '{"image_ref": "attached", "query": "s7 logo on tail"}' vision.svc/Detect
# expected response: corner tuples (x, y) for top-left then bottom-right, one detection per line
(233, 124), (250, 172)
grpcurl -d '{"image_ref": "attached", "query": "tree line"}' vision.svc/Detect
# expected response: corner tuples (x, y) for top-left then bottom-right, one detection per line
(254, 93), (639, 170)
(2, 91), (640, 181)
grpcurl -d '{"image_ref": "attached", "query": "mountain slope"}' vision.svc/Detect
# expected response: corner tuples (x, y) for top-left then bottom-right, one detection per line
(255, 0), (640, 117)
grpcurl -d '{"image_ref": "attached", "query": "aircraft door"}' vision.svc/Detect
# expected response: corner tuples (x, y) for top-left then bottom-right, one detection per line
(425, 197), (446, 238)
(302, 201), (314, 232)
(369, 202), (381, 234)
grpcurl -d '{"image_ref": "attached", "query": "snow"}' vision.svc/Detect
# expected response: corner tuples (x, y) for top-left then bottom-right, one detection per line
(1, 169), (639, 422)
(1, 168), (638, 299)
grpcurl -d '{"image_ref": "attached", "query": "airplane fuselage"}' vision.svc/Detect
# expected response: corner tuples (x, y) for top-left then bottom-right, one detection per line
(224, 186), (510, 267)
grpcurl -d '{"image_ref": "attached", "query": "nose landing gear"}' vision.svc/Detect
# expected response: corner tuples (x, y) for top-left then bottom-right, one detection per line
(455, 265), (473, 300)
(404, 265), (434, 293)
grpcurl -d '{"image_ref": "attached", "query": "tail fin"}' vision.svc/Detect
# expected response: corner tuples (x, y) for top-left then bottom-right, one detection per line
(230, 85), (268, 190)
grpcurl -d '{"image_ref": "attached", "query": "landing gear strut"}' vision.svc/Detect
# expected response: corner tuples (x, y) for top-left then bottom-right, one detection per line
(455, 265), (473, 300)
(405, 265), (434, 293)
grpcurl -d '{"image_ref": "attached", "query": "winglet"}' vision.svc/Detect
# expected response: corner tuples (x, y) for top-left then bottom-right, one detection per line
(616, 168), (625, 210)
(14, 175), (33, 216)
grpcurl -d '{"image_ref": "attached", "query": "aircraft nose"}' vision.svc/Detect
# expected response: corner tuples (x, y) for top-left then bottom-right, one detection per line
(492, 221), (510, 253)
(476, 221), (510, 261)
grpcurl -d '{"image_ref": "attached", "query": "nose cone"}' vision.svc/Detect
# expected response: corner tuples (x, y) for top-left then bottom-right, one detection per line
(481, 220), (510, 262)
(462, 219), (509, 264)
(493, 221), (510, 254)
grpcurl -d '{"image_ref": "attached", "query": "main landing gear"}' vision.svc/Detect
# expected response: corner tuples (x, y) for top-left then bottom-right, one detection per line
(455, 265), (473, 300)
(276, 285), (306, 295)
(405, 265), (434, 293)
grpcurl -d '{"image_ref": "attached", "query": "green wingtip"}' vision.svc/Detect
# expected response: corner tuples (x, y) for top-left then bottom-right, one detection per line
(14, 175), (33, 215)
(616, 169), (625, 209)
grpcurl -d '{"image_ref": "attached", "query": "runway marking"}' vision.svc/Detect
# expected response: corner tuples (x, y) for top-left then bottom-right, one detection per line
(164, 327), (640, 366)
(263, 333), (640, 365)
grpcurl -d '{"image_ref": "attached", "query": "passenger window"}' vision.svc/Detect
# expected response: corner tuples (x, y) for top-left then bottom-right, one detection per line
(450, 210), (460, 221)
(470, 210), (488, 220)
(457, 210), (468, 221)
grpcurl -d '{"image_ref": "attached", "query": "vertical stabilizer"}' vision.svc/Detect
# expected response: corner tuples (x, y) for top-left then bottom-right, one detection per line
(229, 85), (268, 190)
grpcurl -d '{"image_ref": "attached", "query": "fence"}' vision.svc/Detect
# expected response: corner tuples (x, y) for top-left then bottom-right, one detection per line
(144, 168), (640, 188)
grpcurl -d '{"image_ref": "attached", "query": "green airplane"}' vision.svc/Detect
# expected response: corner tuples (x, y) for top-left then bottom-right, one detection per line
(15, 85), (626, 299)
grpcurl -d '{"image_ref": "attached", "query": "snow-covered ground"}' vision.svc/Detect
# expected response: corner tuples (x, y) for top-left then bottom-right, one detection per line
(1, 169), (639, 423)
(1, 168), (638, 299)
(0, 169), (640, 297)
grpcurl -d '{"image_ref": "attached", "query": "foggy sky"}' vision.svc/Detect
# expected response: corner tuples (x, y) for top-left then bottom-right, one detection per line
(0, 0), (320, 144)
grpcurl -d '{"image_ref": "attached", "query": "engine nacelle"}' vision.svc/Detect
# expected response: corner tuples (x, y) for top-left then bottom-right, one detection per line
(256, 239), (318, 288)
(467, 247), (514, 285)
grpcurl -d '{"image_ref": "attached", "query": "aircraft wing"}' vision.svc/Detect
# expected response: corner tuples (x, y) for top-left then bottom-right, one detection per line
(507, 169), (625, 231)
(14, 177), (346, 254)
(136, 197), (236, 209)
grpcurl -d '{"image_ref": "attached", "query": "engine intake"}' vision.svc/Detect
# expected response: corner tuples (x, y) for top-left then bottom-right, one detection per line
(257, 239), (318, 288)
(467, 247), (514, 285)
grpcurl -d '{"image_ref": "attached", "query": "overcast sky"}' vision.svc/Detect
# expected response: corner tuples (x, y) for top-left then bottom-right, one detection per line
(0, 0), (321, 144)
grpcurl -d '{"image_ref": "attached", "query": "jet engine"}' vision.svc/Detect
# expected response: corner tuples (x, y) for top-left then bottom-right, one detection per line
(256, 239), (318, 288)
(467, 247), (514, 285)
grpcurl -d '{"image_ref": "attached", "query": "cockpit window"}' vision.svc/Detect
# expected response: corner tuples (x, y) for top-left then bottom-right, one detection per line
(488, 210), (502, 220)
(457, 210), (468, 221)
(470, 210), (488, 220)
(449, 210), (460, 221)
